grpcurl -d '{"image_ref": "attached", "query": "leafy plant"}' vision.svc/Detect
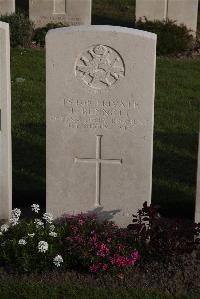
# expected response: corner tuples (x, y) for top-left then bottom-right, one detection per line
(128, 202), (200, 259)
(135, 19), (193, 55)
(0, 12), (34, 48)
(33, 23), (67, 47)
(0, 205), (140, 274)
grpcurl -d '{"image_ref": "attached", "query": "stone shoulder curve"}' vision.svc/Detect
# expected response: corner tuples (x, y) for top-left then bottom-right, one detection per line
(46, 25), (157, 41)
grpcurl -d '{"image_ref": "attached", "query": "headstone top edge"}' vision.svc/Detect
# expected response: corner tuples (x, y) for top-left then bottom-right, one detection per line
(0, 21), (9, 30)
(46, 25), (157, 41)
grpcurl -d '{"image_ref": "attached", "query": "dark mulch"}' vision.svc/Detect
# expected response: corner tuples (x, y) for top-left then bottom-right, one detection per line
(0, 252), (200, 297)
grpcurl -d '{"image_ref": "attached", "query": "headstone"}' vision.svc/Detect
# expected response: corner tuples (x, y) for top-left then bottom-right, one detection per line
(167, 0), (198, 36)
(0, 21), (12, 220)
(66, 0), (92, 26)
(0, 0), (15, 15)
(136, 0), (168, 22)
(29, 0), (67, 28)
(46, 26), (156, 227)
(136, 0), (198, 35)
(195, 132), (200, 223)
(29, 0), (92, 28)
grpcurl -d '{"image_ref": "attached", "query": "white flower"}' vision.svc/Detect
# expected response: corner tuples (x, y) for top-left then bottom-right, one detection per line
(49, 231), (57, 237)
(31, 204), (40, 213)
(53, 255), (63, 267)
(49, 225), (55, 231)
(18, 239), (27, 245)
(34, 219), (44, 228)
(11, 208), (21, 218)
(10, 208), (21, 226)
(1, 224), (9, 232)
(10, 219), (19, 226)
(0, 232), (3, 236)
(43, 213), (54, 224)
(38, 241), (48, 253)
(28, 233), (35, 238)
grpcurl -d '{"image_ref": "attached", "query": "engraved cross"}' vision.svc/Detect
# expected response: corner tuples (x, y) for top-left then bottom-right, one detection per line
(74, 135), (122, 207)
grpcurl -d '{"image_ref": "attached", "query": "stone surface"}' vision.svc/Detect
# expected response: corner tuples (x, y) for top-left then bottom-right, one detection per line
(167, 0), (198, 35)
(29, 0), (92, 28)
(195, 132), (200, 223)
(0, 0), (15, 15)
(29, 0), (67, 28)
(136, 0), (167, 22)
(0, 21), (12, 220)
(46, 25), (156, 227)
(66, 0), (92, 26)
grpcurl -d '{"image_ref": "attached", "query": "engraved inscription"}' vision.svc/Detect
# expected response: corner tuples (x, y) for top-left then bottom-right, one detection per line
(75, 135), (122, 207)
(75, 45), (125, 90)
(50, 97), (143, 132)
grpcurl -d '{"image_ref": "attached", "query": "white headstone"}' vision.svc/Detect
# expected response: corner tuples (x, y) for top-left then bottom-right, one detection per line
(66, 0), (92, 26)
(136, 0), (167, 22)
(29, 0), (92, 28)
(136, 0), (198, 35)
(46, 26), (156, 227)
(195, 132), (200, 223)
(0, 21), (12, 221)
(29, 0), (67, 29)
(167, 0), (198, 35)
(0, 0), (15, 15)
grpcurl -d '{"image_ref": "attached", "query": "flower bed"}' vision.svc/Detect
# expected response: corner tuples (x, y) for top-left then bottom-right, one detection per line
(0, 203), (199, 276)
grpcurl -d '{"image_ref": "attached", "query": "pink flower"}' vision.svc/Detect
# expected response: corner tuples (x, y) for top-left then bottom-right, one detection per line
(117, 244), (125, 252)
(130, 250), (140, 265)
(78, 219), (85, 225)
(97, 243), (110, 257)
(109, 251), (140, 268)
(74, 234), (84, 244)
(89, 263), (99, 273)
(101, 263), (108, 271)
(110, 255), (129, 267)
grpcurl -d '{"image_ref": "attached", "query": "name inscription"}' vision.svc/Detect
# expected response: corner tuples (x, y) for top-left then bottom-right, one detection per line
(50, 98), (144, 132)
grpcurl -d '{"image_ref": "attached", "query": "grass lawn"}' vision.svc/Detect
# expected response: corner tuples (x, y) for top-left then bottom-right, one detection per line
(11, 49), (200, 219)
(0, 278), (198, 299)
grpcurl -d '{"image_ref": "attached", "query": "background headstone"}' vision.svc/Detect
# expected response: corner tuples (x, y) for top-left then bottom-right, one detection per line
(46, 26), (156, 226)
(0, 21), (12, 220)
(136, 0), (167, 22)
(66, 0), (92, 26)
(0, 0), (15, 15)
(29, 0), (67, 28)
(195, 132), (200, 223)
(136, 0), (198, 35)
(29, 0), (92, 28)
(167, 0), (198, 35)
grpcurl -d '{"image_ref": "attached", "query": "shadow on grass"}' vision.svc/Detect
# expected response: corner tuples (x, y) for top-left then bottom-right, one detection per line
(152, 131), (198, 219)
(12, 122), (45, 211)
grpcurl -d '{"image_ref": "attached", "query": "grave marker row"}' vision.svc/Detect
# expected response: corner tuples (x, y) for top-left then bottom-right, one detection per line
(0, 20), (199, 227)
(136, 0), (199, 35)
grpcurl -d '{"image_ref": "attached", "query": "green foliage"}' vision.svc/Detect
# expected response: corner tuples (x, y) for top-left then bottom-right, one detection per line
(0, 206), (140, 274)
(33, 23), (67, 47)
(135, 19), (193, 55)
(0, 12), (34, 48)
